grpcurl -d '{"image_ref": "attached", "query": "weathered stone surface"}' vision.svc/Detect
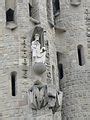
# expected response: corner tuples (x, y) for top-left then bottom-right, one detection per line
(33, 62), (46, 74)
(0, 0), (89, 120)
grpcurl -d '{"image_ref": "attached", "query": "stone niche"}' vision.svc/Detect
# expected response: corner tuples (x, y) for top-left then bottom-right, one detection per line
(31, 26), (44, 49)
(31, 26), (47, 75)
(70, 0), (81, 6)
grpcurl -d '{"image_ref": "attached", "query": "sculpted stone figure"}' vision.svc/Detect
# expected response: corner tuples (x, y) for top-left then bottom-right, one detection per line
(28, 81), (48, 110)
(28, 83), (63, 113)
(31, 34), (46, 64)
(47, 85), (63, 114)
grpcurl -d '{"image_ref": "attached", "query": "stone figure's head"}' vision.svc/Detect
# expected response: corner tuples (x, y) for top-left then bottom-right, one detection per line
(47, 85), (58, 109)
(48, 93), (56, 108)
(34, 34), (40, 41)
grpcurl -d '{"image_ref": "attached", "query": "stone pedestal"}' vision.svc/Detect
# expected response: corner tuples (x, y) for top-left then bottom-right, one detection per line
(27, 110), (62, 120)
(31, 109), (53, 120)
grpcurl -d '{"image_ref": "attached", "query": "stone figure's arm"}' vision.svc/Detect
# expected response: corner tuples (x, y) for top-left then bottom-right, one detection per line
(31, 44), (37, 50)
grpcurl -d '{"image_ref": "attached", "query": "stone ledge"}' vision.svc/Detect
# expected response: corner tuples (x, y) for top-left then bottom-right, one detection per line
(70, 2), (81, 6)
(6, 22), (17, 30)
(55, 25), (66, 32)
(54, 19), (66, 32)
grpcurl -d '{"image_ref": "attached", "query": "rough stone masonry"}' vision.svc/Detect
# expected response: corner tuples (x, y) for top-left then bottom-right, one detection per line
(0, 0), (90, 120)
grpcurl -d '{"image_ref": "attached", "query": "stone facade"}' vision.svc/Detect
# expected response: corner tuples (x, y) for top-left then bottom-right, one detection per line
(0, 0), (90, 120)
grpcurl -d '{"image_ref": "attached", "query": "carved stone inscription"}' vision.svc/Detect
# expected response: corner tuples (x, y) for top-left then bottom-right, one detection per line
(21, 38), (29, 78)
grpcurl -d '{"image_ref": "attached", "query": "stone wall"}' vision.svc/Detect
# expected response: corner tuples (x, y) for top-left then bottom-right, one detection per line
(55, 0), (90, 119)
(0, 0), (89, 120)
(0, 0), (60, 119)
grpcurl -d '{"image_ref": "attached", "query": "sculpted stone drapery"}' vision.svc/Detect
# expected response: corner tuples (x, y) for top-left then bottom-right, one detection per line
(28, 82), (63, 114)
(31, 34), (46, 64)
(28, 81), (48, 110)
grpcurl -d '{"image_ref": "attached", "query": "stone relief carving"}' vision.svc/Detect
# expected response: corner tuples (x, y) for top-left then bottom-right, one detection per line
(28, 81), (48, 110)
(31, 34), (46, 64)
(28, 82), (63, 114)
(48, 85), (63, 114)
(31, 33), (47, 74)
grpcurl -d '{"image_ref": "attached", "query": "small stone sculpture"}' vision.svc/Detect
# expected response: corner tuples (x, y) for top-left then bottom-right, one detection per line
(31, 34), (46, 64)
(48, 85), (63, 114)
(28, 81), (48, 110)
(28, 82), (63, 113)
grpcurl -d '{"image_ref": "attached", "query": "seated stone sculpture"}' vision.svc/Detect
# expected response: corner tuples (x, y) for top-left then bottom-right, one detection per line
(31, 34), (46, 64)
